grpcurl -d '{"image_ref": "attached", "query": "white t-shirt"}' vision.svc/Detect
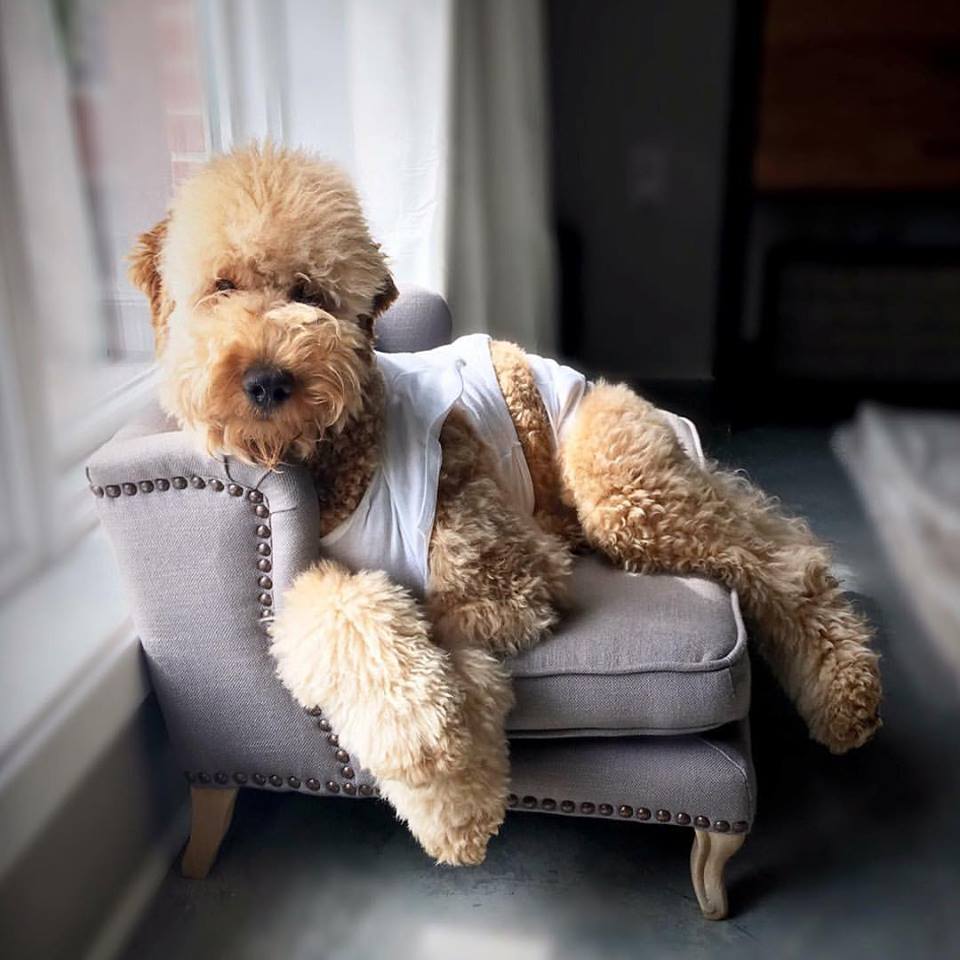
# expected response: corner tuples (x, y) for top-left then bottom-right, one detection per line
(318, 334), (588, 596)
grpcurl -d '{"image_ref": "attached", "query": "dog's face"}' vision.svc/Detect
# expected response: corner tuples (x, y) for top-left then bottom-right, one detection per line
(129, 145), (397, 467)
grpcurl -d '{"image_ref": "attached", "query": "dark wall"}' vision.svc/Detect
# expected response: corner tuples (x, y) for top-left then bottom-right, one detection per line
(549, 0), (736, 381)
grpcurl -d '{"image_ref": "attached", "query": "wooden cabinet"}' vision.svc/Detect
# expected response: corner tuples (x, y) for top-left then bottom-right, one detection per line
(755, 0), (960, 191)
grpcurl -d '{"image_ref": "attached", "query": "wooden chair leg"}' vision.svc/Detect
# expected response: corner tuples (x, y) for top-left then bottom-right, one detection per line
(181, 787), (238, 879)
(690, 828), (745, 920)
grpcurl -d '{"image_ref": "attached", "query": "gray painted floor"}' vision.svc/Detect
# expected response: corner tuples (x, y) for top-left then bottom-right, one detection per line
(123, 429), (960, 959)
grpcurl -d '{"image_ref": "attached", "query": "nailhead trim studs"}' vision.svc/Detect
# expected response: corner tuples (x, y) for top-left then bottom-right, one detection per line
(499, 791), (748, 833)
(187, 768), (386, 800)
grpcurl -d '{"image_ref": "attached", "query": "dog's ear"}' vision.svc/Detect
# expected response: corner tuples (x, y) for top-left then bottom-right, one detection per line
(128, 216), (173, 353)
(358, 273), (399, 337)
(371, 273), (399, 318)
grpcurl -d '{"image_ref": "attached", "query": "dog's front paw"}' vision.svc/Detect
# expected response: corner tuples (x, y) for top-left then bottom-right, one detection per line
(416, 790), (505, 866)
(424, 820), (497, 867)
(380, 752), (509, 867)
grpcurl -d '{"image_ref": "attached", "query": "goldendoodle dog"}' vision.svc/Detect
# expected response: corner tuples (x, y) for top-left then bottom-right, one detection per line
(130, 144), (881, 865)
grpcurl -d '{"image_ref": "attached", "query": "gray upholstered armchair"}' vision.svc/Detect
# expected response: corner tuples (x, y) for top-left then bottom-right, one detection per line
(89, 288), (755, 921)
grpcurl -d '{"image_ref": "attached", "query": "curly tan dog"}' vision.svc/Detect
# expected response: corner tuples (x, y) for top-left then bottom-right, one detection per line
(130, 144), (881, 866)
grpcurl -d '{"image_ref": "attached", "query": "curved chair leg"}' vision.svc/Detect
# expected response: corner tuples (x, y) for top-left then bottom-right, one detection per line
(182, 787), (238, 879)
(690, 828), (745, 920)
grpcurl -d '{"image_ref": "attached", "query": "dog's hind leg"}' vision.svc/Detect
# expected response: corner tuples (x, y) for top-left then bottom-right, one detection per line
(560, 383), (881, 754)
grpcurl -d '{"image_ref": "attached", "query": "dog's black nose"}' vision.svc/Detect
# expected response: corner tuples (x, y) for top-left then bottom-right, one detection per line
(243, 365), (294, 411)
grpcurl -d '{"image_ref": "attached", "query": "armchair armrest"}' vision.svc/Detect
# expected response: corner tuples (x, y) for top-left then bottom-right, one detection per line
(87, 403), (349, 787)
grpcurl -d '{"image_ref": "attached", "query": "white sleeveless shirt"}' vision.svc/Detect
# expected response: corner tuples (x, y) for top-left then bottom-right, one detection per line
(318, 334), (587, 596)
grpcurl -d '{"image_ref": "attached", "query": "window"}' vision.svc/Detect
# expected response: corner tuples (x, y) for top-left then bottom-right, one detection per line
(0, 0), (211, 594)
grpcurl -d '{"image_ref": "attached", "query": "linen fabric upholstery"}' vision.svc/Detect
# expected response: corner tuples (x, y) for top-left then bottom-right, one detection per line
(374, 284), (452, 352)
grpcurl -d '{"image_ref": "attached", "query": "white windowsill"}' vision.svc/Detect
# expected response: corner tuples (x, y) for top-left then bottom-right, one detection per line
(0, 527), (150, 876)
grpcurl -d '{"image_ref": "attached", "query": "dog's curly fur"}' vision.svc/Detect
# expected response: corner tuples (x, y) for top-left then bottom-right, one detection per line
(131, 144), (882, 866)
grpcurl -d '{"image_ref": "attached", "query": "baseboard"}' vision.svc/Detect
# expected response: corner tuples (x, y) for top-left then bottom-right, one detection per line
(84, 803), (189, 960)
(0, 695), (184, 959)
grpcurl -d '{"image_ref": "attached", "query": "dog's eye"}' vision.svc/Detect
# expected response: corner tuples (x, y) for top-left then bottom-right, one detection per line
(290, 280), (330, 310)
(214, 278), (236, 293)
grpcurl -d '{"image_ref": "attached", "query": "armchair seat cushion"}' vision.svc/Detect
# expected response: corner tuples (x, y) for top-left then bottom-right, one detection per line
(506, 556), (749, 738)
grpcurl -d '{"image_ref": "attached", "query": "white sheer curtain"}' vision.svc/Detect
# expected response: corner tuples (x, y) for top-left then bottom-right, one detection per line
(446, 0), (557, 352)
(206, 0), (555, 350)
(283, 0), (454, 293)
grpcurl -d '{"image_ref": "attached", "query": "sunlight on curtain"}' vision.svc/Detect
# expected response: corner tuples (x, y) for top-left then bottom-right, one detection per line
(283, 0), (452, 295)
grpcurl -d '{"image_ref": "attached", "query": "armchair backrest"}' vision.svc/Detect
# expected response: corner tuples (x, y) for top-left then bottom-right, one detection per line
(375, 286), (452, 352)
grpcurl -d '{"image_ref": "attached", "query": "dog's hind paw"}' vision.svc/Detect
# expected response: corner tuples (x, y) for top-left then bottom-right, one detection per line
(814, 653), (883, 754)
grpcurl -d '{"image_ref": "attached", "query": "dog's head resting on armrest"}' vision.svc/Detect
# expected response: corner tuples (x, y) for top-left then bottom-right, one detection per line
(129, 143), (398, 468)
